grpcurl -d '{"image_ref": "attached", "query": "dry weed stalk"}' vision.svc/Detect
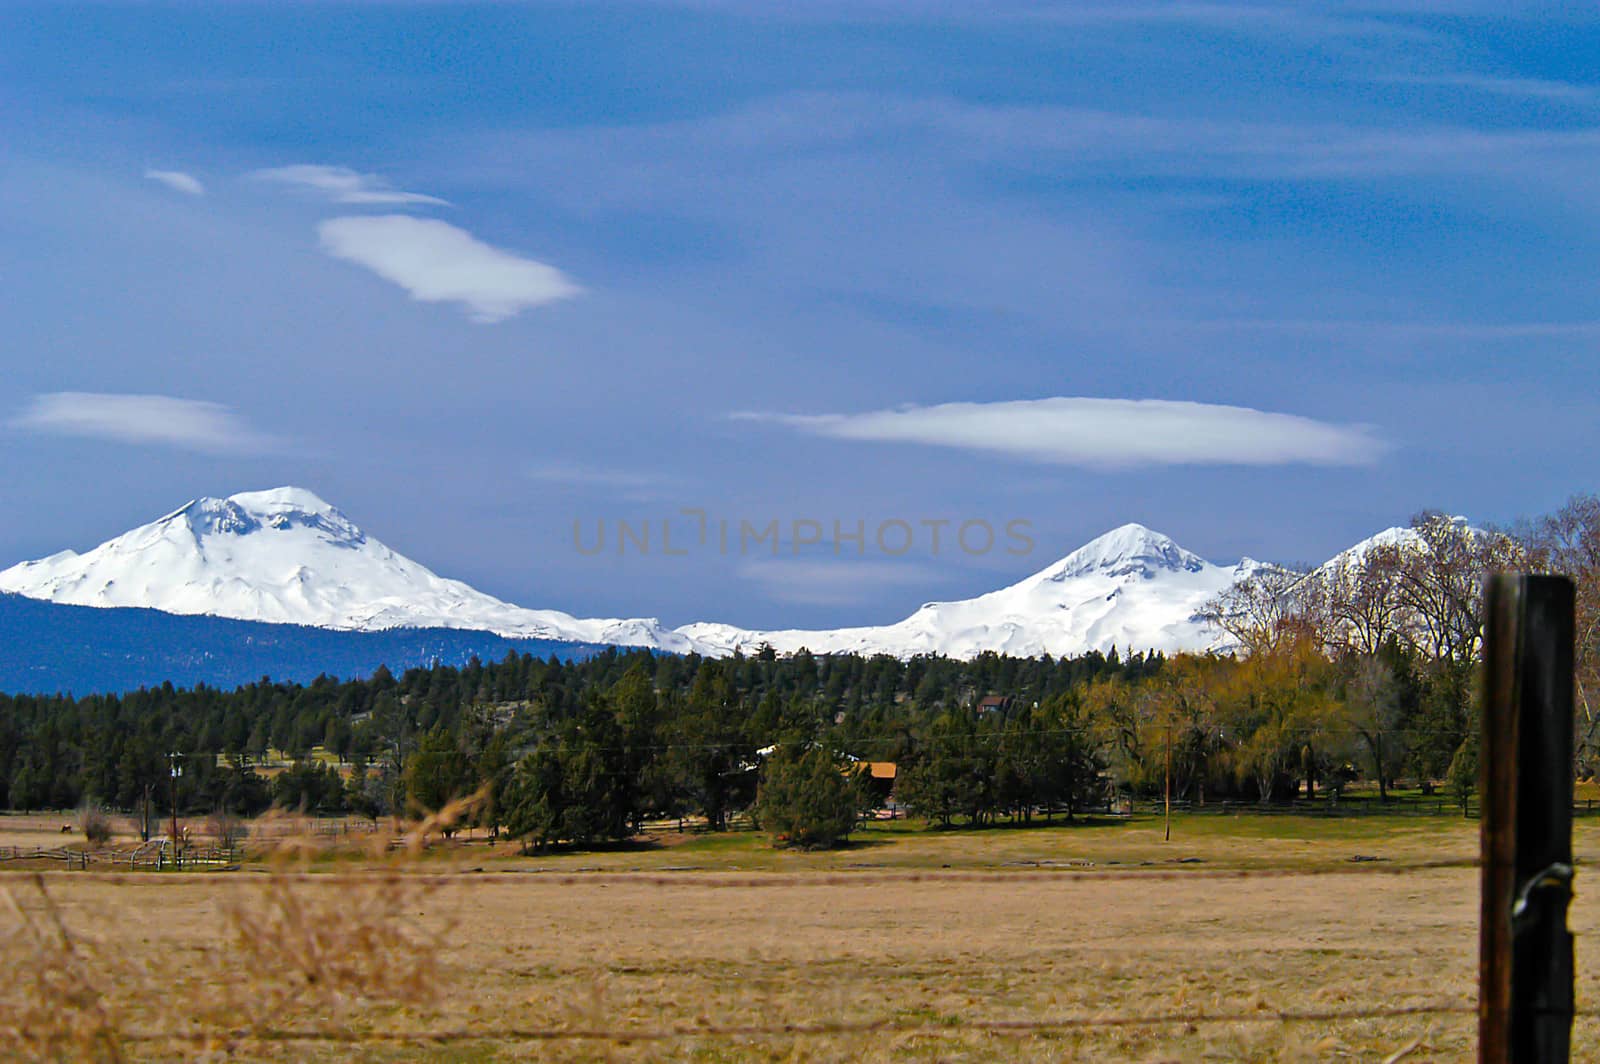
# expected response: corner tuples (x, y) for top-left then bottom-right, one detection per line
(0, 874), (127, 1063)
(0, 791), (487, 1061)
(213, 788), (488, 1036)
(219, 867), (442, 1025)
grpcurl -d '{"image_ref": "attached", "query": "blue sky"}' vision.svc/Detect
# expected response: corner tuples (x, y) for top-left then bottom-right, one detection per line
(2, 2), (1598, 629)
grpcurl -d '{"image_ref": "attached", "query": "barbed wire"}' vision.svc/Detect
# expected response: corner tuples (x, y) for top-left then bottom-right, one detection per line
(114, 1002), (1490, 1047)
(19, 857), (1490, 888)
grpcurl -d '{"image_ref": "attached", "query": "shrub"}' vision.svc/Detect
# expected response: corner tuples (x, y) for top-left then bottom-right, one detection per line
(79, 805), (112, 847)
(1447, 735), (1478, 817)
(208, 811), (249, 850)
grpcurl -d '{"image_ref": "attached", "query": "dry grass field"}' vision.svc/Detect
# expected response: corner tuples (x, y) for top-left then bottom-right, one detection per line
(4, 811), (1600, 1062)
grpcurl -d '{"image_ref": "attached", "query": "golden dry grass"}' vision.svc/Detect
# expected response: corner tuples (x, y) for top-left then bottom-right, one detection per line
(3, 812), (1599, 1062)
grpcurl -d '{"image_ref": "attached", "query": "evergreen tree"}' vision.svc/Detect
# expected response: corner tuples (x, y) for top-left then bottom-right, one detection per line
(755, 744), (861, 849)
(403, 726), (475, 823)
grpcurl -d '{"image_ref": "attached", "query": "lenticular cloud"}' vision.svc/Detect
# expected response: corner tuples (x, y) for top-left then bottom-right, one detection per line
(13, 392), (270, 453)
(737, 397), (1385, 468)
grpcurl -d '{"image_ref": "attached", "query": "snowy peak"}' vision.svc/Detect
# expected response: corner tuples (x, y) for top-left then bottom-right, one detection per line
(679, 524), (1252, 660)
(2, 501), (1248, 663)
(1031, 522), (1207, 583)
(6, 490), (1436, 666)
(1304, 516), (1479, 582)
(0, 487), (709, 655)
(229, 486), (339, 514)
(1303, 525), (1411, 579)
(162, 488), (365, 545)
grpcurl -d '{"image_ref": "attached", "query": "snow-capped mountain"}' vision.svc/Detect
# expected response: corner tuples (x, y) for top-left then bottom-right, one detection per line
(0, 487), (709, 654)
(1301, 525), (1417, 579)
(675, 523), (1267, 659)
(0, 491), (1298, 665)
(1291, 516), (1494, 600)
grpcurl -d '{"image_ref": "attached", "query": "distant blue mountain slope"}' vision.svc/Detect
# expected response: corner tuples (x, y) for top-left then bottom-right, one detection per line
(0, 593), (603, 695)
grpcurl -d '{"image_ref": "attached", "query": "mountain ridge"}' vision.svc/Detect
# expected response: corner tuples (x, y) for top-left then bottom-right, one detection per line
(0, 488), (1363, 667)
(0, 487), (708, 655)
(677, 523), (1264, 659)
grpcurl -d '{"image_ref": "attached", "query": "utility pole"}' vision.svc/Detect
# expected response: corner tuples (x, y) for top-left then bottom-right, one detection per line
(167, 752), (184, 869)
(1480, 574), (1575, 1063)
(1164, 724), (1172, 842)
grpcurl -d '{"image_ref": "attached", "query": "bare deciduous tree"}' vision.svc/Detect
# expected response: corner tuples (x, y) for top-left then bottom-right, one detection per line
(1525, 494), (1600, 770)
(1390, 511), (1523, 666)
(1199, 565), (1308, 657)
(1342, 654), (1408, 802)
(1301, 542), (1407, 657)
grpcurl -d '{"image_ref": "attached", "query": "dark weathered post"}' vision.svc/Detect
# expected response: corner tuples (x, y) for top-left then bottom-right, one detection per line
(1480, 574), (1575, 1063)
(1163, 724), (1172, 842)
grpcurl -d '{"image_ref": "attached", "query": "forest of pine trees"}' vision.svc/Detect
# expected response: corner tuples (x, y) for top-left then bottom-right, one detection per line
(0, 638), (1481, 848)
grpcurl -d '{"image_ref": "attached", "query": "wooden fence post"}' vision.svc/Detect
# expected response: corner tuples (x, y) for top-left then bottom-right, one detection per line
(1480, 574), (1575, 1063)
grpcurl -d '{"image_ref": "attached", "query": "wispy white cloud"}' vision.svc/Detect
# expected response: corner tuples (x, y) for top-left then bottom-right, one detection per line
(12, 393), (272, 453)
(737, 397), (1386, 469)
(1164, 317), (1600, 341)
(317, 215), (582, 323)
(901, 97), (1600, 180)
(624, 1), (1432, 42)
(478, 91), (1600, 207)
(251, 164), (449, 206)
(738, 557), (936, 607)
(1370, 73), (1598, 102)
(144, 169), (205, 196)
(1020, 2), (1434, 41)
(526, 461), (681, 501)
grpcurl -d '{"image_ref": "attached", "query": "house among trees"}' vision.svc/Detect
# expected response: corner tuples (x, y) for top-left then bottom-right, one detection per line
(858, 761), (897, 804)
(975, 695), (1011, 715)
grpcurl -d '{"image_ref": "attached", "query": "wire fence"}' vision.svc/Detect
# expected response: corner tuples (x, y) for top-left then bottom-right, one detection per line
(114, 1003), (1494, 1048)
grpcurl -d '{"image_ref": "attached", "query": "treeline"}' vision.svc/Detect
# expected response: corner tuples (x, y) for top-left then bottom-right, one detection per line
(0, 648), (1156, 842)
(0, 632), (1498, 848)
